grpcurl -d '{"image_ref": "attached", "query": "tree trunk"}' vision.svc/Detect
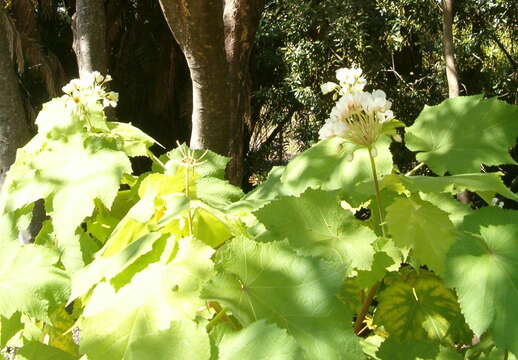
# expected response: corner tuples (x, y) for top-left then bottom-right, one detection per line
(443, 0), (469, 203)
(442, 0), (459, 98)
(158, 0), (264, 185)
(0, 9), (31, 190)
(72, 0), (108, 76)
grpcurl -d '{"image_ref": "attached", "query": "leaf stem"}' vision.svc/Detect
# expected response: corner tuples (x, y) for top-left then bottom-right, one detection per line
(405, 162), (425, 176)
(206, 307), (228, 332)
(367, 147), (386, 237)
(147, 149), (165, 170)
(184, 166), (193, 236)
(354, 147), (386, 335)
(354, 282), (379, 334)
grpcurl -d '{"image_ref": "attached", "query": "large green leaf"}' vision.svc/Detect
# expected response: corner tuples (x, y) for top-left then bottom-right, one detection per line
(127, 320), (211, 360)
(196, 177), (244, 209)
(164, 143), (229, 179)
(406, 95), (518, 175)
(80, 237), (214, 359)
(70, 232), (162, 302)
(445, 207), (518, 354)
(376, 339), (463, 360)
(376, 339), (438, 360)
(385, 195), (457, 274)
(0, 243), (69, 321)
(255, 189), (375, 272)
(380, 173), (518, 202)
(202, 237), (364, 360)
(16, 342), (77, 360)
(107, 121), (156, 157)
(218, 320), (303, 360)
(419, 193), (473, 229)
(0, 312), (22, 348)
(280, 136), (393, 195)
(0, 133), (131, 245)
(374, 270), (470, 343)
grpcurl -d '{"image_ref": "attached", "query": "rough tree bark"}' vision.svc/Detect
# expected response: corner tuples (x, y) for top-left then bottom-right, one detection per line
(72, 0), (108, 76)
(442, 0), (459, 98)
(0, 9), (31, 190)
(158, 0), (264, 185)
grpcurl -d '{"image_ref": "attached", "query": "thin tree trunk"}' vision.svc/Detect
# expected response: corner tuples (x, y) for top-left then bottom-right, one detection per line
(0, 9), (31, 190)
(158, 0), (264, 185)
(443, 0), (470, 203)
(224, 0), (264, 185)
(72, 0), (108, 76)
(442, 0), (459, 98)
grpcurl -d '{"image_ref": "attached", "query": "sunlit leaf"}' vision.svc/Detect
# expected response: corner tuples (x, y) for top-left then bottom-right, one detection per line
(445, 207), (518, 354)
(0, 242), (70, 321)
(406, 95), (518, 174)
(255, 189), (375, 272)
(219, 320), (303, 360)
(385, 195), (457, 274)
(202, 237), (364, 360)
(281, 136), (393, 195)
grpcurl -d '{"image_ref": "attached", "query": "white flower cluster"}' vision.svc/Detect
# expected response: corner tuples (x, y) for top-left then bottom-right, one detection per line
(62, 71), (119, 108)
(319, 67), (394, 146)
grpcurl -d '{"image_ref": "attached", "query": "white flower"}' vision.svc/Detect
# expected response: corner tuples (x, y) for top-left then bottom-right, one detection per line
(319, 67), (396, 145)
(336, 66), (366, 93)
(321, 82), (339, 95)
(319, 118), (348, 140)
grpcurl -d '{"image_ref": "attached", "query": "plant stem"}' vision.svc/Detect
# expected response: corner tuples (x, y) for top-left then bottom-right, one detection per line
(405, 162), (425, 176)
(354, 282), (379, 334)
(354, 147), (386, 335)
(147, 149), (165, 170)
(184, 166), (193, 236)
(206, 307), (228, 332)
(367, 147), (386, 237)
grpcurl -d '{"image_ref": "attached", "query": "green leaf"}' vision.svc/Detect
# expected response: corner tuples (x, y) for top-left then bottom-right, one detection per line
(80, 237), (214, 359)
(445, 207), (518, 354)
(196, 177), (244, 209)
(202, 237), (364, 360)
(192, 207), (232, 248)
(405, 95), (518, 174)
(164, 143), (229, 179)
(127, 320), (211, 360)
(381, 173), (518, 202)
(0, 242), (69, 321)
(376, 339), (439, 360)
(70, 232), (162, 302)
(16, 341), (77, 360)
(419, 193), (473, 229)
(255, 189), (376, 272)
(374, 270), (470, 343)
(355, 251), (396, 288)
(219, 320), (303, 360)
(0, 312), (22, 348)
(1, 133), (131, 244)
(107, 121), (156, 157)
(381, 118), (405, 136)
(385, 195), (457, 274)
(242, 166), (290, 203)
(281, 136), (393, 195)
